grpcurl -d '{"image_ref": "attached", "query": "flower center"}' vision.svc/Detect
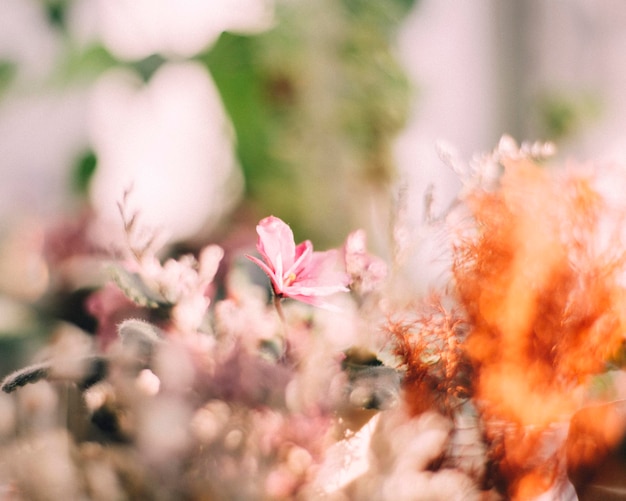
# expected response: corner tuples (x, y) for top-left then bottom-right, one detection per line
(284, 272), (297, 286)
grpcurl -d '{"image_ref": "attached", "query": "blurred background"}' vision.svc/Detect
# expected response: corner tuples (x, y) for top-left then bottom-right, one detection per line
(1, 0), (626, 375)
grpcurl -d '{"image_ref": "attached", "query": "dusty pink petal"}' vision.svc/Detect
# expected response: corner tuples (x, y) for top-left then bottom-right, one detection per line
(286, 283), (349, 297)
(286, 293), (343, 311)
(198, 244), (224, 283)
(294, 241), (310, 259)
(286, 295), (325, 307)
(345, 229), (367, 255)
(247, 254), (282, 293)
(256, 216), (296, 272)
(344, 229), (387, 293)
(286, 241), (313, 277)
(248, 216), (351, 307)
(297, 250), (350, 287)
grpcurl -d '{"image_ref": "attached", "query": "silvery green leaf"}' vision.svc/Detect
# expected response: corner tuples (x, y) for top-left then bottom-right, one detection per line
(1, 356), (108, 393)
(118, 319), (162, 364)
(109, 265), (168, 308)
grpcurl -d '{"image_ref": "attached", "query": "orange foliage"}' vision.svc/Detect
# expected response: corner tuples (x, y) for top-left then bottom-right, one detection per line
(451, 159), (626, 497)
(387, 298), (472, 417)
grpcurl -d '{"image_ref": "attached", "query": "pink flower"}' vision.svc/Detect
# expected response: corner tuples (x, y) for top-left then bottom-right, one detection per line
(247, 216), (350, 308)
(344, 229), (387, 294)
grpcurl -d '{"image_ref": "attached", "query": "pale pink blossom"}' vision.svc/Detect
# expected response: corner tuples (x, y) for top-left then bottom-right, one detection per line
(247, 216), (350, 308)
(344, 229), (388, 294)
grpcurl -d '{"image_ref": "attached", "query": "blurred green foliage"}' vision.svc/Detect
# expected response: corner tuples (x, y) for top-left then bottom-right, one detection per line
(5, 0), (421, 372)
(27, 0), (418, 247)
(71, 150), (98, 197)
(0, 60), (17, 96)
(202, 0), (417, 245)
(536, 90), (602, 142)
(43, 0), (68, 29)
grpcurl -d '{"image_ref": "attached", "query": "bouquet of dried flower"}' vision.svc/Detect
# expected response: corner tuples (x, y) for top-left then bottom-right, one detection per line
(2, 138), (626, 501)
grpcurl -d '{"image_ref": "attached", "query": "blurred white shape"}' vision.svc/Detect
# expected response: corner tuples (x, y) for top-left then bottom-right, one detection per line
(0, 0), (61, 82)
(92, 0), (275, 60)
(135, 369), (161, 396)
(88, 61), (242, 243)
(0, 90), (90, 220)
(530, 0), (626, 162)
(391, 1), (498, 294)
(394, 0), (497, 217)
(315, 414), (379, 494)
(0, 1), (90, 223)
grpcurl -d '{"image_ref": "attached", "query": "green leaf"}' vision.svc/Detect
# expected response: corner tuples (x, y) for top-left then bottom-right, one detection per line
(0, 60), (17, 95)
(109, 266), (168, 308)
(71, 149), (97, 196)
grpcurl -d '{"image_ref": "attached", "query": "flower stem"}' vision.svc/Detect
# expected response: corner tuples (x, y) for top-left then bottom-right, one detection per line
(273, 295), (289, 358)
(273, 294), (286, 324)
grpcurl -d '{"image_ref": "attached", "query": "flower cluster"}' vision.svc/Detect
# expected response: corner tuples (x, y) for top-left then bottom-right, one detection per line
(2, 139), (626, 500)
(246, 215), (350, 309)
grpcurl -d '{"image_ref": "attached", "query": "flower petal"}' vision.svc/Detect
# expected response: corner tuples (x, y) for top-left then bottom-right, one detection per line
(248, 216), (351, 308)
(285, 282), (349, 297)
(246, 254), (282, 294)
(297, 250), (350, 287)
(285, 293), (344, 312)
(256, 216), (296, 272)
(286, 240), (313, 278)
